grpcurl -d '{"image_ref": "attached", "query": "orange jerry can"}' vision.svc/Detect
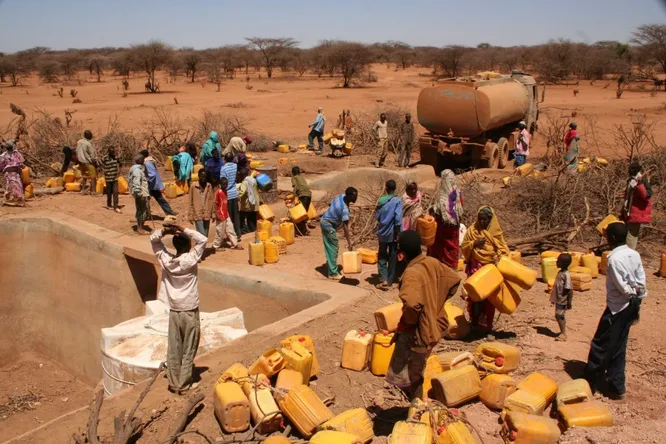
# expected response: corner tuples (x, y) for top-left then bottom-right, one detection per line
(504, 373), (558, 415)
(442, 301), (470, 340)
(264, 437), (290, 444)
(435, 421), (477, 444)
(422, 355), (443, 399)
(310, 430), (362, 444)
(480, 374), (516, 410)
(487, 280), (522, 315)
(474, 341), (521, 374)
(280, 342), (313, 384)
(430, 365), (482, 407)
(497, 256), (538, 290)
(370, 331), (395, 376)
(388, 421), (433, 444)
(248, 348), (286, 377)
(280, 334), (319, 377)
(341, 330), (372, 371)
(558, 400), (613, 429)
(319, 408), (374, 443)
(437, 351), (473, 371)
(275, 369), (304, 392)
(501, 411), (561, 444)
(213, 381), (250, 433)
(277, 384), (334, 438)
(660, 251), (666, 277)
(242, 374), (282, 435)
(416, 215), (437, 246)
(556, 379), (593, 406)
(463, 264), (504, 302)
(516, 372), (558, 399)
(407, 399), (436, 426)
(217, 363), (249, 385)
(374, 302), (403, 332)
(600, 251), (610, 276)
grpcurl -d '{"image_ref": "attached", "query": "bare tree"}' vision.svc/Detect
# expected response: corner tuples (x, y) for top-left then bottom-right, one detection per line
(1, 57), (28, 86)
(435, 45), (469, 77)
(130, 41), (173, 93)
(326, 41), (373, 87)
(385, 41), (414, 70)
(87, 55), (106, 82)
(59, 53), (80, 80)
(0, 56), (9, 83)
(534, 39), (575, 83)
(245, 37), (298, 78)
(38, 60), (60, 83)
(632, 24), (666, 89)
(110, 51), (132, 78)
(183, 52), (201, 83)
(206, 62), (224, 92)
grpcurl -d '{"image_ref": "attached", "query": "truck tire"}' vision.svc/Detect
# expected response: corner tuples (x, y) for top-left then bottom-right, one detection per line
(481, 143), (500, 169)
(497, 137), (509, 169)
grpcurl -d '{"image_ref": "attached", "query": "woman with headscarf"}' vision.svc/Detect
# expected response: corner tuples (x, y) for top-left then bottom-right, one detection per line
(427, 170), (463, 269)
(0, 141), (26, 206)
(238, 169), (261, 234)
(173, 145), (194, 185)
(235, 152), (250, 183)
(461, 206), (510, 331)
(402, 182), (423, 232)
(622, 162), (652, 250)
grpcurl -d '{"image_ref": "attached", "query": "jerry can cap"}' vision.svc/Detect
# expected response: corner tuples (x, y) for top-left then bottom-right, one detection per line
(359, 331), (367, 336)
(298, 337), (305, 342)
(381, 329), (389, 335)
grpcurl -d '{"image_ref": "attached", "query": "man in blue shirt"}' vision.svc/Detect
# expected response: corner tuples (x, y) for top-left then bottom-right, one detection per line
(375, 180), (403, 290)
(140, 149), (176, 216)
(308, 107), (326, 154)
(320, 187), (358, 279)
(220, 152), (241, 237)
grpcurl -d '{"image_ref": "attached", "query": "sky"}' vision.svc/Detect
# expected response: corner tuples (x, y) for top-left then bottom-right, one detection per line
(0, 0), (665, 53)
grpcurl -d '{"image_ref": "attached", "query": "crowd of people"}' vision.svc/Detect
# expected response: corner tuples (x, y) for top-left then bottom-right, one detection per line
(0, 120), (653, 404)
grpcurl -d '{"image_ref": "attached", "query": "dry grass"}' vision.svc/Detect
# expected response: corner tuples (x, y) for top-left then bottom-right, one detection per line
(0, 385), (43, 419)
(349, 104), (415, 156)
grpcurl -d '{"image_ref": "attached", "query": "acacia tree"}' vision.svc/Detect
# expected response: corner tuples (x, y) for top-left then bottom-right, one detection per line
(632, 24), (666, 89)
(1, 57), (28, 86)
(38, 60), (60, 83)
(110, 51), (132, 78)
(327, 41), (373, 87)
(245, 37), (298, 78)
(436, 45), (469, 77)
(88, 55), (106, 82)
(183, 52), (201, 82)
(130, 41), (173, 92)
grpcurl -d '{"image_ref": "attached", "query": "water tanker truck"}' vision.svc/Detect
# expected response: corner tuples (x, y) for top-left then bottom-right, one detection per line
(417, 71), (538, 175)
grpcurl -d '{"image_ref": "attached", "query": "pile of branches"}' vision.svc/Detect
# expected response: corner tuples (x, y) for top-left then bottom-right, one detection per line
(348, 104), (419, 156)
(0, 105), (276, 177)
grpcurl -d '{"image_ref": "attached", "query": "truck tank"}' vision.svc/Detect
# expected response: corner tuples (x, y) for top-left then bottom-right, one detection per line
(417, 77), (529, 139)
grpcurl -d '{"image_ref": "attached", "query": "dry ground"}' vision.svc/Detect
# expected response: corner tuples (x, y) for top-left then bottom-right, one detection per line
(2, 64), (666, 155)
(2, 65), (666, 443)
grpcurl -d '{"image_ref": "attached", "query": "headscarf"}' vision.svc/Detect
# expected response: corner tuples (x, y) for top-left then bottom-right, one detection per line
(623, 165), (652, 217)
(432, 170), (463, 226)
(461, 206), (509, 265)
(402, 184), (423, 231)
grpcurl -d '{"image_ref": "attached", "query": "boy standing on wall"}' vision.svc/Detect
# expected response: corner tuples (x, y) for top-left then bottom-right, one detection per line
(150, 222), (207, 394)
(213, 177), (242, 251)
(550, 253), (573, 341)
(101, 147), (121, 213)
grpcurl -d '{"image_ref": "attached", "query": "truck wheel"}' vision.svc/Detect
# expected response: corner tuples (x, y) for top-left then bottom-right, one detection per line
(497, 137), (509, 169)
(481, 143), (500, 169)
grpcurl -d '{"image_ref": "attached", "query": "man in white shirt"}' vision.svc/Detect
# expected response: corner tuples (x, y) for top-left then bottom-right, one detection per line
(585, 222), (646, 399)
(373, 113), (389, 168)
(150, 222), (207, 394)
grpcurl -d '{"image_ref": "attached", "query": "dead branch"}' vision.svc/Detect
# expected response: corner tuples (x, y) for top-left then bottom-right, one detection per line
(567, 197), (590, 242)
(162, 392), (206, 444)
(112, 362), (165, 444)
(508, 229), (577, 247)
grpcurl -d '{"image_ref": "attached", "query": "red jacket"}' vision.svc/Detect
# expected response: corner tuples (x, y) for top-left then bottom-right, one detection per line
(625, 183), (652, 224)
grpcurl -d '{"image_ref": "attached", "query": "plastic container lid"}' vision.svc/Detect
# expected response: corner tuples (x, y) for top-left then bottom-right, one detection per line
(381, 329), (389, 335)
(359, 331), (367, 336)
(496, 356), (505, 367)
(298, 337), (305, 342)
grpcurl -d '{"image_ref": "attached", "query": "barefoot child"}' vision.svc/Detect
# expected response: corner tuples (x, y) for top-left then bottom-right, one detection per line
(213, 177), (242, 251)
(550, 253), (573, 340)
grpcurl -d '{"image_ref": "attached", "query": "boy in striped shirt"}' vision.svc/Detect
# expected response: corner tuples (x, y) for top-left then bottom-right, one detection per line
(101, 147), (122, 213)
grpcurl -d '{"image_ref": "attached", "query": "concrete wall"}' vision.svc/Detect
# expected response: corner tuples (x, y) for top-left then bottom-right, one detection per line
(0, 215), (341, 386)
(0, 217), (147, 385)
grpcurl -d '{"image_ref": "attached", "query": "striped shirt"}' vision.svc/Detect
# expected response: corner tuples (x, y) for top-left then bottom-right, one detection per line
(221, 162), (238, 199)
(101, 154), (121, 181)
(321, 194), (350, 230)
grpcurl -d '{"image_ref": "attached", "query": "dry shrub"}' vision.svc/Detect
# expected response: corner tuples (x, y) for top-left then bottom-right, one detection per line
(189, 110), (273, 153)
(349, 104), (413, 155)
(97, 117), (141, 164)
(26, 110), (83, 163)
